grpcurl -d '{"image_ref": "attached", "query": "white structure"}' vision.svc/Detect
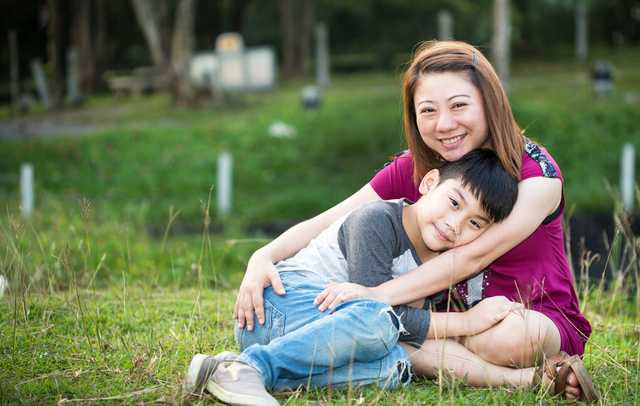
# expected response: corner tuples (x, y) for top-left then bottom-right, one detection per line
(20, 163), (34, 216)
(190, 32), (277, 92)
(621, 143), (636, 211)
(217, 150), (233, 216)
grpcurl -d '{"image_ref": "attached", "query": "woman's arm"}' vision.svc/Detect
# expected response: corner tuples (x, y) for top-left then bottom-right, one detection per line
(234, 184), (382, 330)
(316, 177), (563, 309)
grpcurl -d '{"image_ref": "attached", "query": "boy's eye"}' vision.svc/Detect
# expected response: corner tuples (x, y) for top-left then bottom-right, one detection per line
(470, 219), (481, 229)
(450, 198), (459, 209)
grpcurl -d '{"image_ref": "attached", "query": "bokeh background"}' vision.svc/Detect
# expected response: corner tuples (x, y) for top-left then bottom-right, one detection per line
(0, 0), (639, 282)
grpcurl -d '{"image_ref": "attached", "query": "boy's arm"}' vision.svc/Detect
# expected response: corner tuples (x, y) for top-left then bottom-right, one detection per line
(338, 201), (433, 348)
(338, 203), (521, 345)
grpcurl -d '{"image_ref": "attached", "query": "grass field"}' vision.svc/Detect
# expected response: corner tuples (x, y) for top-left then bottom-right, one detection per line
(1, 202), (638, 404)
(1, 47), (639, 404)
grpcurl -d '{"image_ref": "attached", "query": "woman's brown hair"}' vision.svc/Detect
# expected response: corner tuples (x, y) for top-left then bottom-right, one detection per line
(403, 40), (525, 184)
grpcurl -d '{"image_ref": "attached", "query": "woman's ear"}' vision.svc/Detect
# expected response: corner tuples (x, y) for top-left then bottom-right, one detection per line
(419, 169), (440, 195)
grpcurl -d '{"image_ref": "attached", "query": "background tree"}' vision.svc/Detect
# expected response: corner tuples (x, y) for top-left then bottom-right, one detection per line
(492, 0), (511, 91)
(71, 0), (107, 94)
(46, 0), (62, 109)
(278, 0), (315, 78)
(132, 0), (198, 107)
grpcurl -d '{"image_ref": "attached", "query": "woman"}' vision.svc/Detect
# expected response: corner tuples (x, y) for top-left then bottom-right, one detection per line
(234, 40), (594, 401)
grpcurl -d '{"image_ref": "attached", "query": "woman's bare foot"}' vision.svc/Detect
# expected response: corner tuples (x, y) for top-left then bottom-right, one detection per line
(563, 368), (580, 401)
(534, 351), (597, 403)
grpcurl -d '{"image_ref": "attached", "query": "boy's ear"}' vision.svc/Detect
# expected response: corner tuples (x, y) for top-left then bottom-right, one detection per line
(419, 169), (440, 195)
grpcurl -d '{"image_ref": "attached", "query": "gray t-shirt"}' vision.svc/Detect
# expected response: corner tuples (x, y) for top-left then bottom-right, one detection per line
(275, 199), (431, 348)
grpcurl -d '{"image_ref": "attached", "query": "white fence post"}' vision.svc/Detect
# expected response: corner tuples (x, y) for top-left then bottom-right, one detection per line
(20, 163), (34, 216)
(217, 150), (233, 216)
(621, 143), (636, 211)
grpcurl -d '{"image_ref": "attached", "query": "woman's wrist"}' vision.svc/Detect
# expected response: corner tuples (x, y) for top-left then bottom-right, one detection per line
(371, 285), (391, 305)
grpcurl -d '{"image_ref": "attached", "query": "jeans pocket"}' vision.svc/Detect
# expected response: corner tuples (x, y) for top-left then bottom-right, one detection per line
(235, 297), (285, 352)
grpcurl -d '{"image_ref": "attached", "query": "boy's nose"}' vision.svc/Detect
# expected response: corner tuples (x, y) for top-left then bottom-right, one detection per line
(444, 218), (461, 240)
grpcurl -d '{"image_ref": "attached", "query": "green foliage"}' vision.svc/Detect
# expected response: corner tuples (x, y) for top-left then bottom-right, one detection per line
(0, 77), (405, 227)
(1, 152), (639, 404)
(509, 59), (640, 212)
(2, 54), (640, 228)
(0, 158), (639, 404)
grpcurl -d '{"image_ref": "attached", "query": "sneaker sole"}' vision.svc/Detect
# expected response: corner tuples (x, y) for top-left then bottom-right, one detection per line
(185, 352), (237, 394)
(207, 380), (280, 406)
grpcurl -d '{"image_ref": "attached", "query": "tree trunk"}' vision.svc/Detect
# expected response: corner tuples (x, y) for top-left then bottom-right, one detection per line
(279, 0), (297, 78)
(170, 0), (198, 107)
(299, 0), (315, 77)
(132, 0), (171, 69)
(70, 0), (107, 94)
(9, 31), (19, 112)
(492, 0), (511, 92)
(279, 0), (315, 79)
(47, 0), (62, 109)
(74, 0), (94, 93)
(575, 0), (588, 60)
(93, 0), (107, 90)
(133, 0), (200, 107)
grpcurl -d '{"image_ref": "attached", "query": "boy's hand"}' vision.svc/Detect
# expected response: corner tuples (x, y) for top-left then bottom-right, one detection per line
(314, 282), (379, 311)
(234, 253), (286, 331)
(464, 296), (523, 334)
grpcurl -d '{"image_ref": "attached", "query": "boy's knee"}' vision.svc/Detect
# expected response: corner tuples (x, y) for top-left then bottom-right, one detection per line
(356, 301), (403, 351)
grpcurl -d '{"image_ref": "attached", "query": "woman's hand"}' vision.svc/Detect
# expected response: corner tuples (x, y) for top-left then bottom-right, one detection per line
(233, 250), (286, 331)
(463, 296), (523, 335)
(314, 282), (383, 311)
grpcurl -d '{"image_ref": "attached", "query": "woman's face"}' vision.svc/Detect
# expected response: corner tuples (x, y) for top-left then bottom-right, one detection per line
(413, 72), (490, 162)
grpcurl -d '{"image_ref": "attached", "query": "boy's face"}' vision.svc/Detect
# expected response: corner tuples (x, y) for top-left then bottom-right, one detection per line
(414, 170), (493, 252)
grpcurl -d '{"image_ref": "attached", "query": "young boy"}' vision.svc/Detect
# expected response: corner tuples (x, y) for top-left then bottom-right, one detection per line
(186, 149), (520, 406)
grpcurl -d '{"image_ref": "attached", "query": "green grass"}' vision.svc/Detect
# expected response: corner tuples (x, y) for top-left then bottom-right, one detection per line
(1, 48), (639, 228)
(1, 185), (639, 404)
(1, 49), (639, 404)
(1, 291), (637, 405)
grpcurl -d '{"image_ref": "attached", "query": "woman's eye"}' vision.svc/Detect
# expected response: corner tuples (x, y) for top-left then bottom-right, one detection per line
(453, 103), (465, 108)
(450, 198), (459, 209)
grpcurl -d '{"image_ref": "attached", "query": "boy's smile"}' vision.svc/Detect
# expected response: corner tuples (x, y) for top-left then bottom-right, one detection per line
(403, 171), (492, 263)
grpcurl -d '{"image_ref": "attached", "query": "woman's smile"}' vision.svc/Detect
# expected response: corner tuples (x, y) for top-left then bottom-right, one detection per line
(414, 73), (490, 162)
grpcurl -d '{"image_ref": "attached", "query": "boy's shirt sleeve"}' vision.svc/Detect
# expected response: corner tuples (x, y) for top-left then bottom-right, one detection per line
(338, 200), (431, 348)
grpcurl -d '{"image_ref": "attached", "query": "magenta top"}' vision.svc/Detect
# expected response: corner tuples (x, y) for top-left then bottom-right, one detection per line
(370, 140), (591, 355)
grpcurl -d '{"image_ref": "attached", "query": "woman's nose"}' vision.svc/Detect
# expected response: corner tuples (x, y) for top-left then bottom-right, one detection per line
(436, 111), (458, 132)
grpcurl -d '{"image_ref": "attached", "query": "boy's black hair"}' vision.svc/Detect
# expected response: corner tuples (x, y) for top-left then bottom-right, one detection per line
(437, 149), (518, 223)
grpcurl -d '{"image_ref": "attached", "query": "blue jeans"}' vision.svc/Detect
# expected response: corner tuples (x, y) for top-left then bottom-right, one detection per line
(234, 272), (412, 391)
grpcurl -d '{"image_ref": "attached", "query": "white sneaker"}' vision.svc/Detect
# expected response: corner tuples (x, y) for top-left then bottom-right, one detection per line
(207, 363), (279, 406)
(185, 351), (238, 393)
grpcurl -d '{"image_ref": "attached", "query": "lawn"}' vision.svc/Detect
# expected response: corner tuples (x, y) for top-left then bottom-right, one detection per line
(1, 47), (639, 404)
(1, 212), (638, 404)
